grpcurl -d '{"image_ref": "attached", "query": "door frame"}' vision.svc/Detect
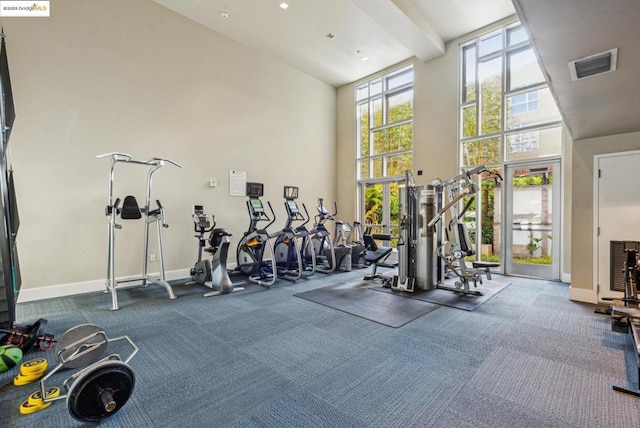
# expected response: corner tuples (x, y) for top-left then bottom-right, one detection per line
(358, 178), (403, 233)
(592, 150), (640, 302)
(503, 159), (561, 279)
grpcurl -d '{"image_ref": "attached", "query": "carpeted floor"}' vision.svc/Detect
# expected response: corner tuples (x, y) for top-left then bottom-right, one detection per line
(1, 269), (639, 427)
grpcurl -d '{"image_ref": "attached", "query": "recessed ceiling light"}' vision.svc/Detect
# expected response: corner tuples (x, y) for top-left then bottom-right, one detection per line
(361, 57), (369, 62)
(219, 11), (230, 18)
(280, 3), (289, 9)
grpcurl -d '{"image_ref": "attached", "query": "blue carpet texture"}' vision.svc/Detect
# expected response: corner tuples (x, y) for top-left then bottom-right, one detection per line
(1, 270), (639, 427)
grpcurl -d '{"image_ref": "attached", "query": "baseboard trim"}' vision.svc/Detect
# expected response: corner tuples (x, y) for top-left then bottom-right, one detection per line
(561, 273), (571, 284)
(17, 269), (191, 303)
(568, 286), (598, 304)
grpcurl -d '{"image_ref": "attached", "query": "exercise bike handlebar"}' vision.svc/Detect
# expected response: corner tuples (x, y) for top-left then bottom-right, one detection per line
(192, 213), (216, 234)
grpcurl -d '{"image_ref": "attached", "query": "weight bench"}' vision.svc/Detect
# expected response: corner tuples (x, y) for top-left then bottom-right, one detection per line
(611, 306), (640, 397)
(363, 233), (393, 284)
(472, 261), (500, 280)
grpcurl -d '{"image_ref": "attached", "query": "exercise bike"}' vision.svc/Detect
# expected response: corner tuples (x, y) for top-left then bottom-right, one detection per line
(234, 182), (277, 287)
(189, 205), (243, 296)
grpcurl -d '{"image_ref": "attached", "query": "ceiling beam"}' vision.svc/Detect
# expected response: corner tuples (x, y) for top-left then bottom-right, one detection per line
(350, 0), (445, 62)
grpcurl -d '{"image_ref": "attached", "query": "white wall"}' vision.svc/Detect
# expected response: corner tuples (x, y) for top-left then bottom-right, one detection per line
(4, 0), (336, 295)
(569, 130), (640, 301)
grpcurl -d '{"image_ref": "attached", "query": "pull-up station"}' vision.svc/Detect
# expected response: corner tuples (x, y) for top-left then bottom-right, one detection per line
(97, 152), (182, 310)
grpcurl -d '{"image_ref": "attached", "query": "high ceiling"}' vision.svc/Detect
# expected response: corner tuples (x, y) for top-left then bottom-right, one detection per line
(513, 0), (640, 140)
(151, 0), (515, 87)
(152, 0), (640, 141)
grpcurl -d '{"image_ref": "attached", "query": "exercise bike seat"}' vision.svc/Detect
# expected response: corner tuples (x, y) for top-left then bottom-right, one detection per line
(207, 228), (232, 251)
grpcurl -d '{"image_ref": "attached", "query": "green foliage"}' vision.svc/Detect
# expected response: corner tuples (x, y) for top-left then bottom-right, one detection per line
(513, 175), (553, 187)
(526, 237), (543, 255)
(462, 76), (502, 167)
(465, 254), (501, 263)
(359, 100), (413, 180)
(513, 255), (552, 265)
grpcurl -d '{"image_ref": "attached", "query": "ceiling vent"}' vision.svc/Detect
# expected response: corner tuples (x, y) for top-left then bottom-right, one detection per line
(569, 48), (617, 81)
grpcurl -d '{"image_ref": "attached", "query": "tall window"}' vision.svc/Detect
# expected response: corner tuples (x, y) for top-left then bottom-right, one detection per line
(357, 66), (413, 180)
(356, 66), (414, 233)
(460, 23), (562, 166)
(458, 22), (563, 270)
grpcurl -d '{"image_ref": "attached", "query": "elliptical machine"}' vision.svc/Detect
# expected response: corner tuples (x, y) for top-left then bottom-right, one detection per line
(189, 205), (243, 296)
(235, 183), (277, 287)
(307, 198), (351, 273)
(273, 186), (316, 280)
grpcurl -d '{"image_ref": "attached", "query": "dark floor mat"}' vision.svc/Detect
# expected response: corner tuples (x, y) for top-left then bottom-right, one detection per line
(294, 281), (439, 328)
(372, 278), (511, 311)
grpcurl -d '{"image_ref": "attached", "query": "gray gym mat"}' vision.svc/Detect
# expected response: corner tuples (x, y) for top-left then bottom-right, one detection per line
(294, 280), (439, 328)
(372, 278), (511, 311)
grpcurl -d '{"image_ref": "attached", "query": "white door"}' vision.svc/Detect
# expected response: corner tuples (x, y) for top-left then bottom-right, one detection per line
(596, 151), (640, 300)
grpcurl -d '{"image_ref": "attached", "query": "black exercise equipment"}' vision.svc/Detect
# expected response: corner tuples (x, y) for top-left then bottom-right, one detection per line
(0, 31), (22, 330)
(606, 246), (640, 398)
(188, 205), (242, 296)
(307, 198), (352, 273)
(346, 221), (367, 269)
(234, 182), (277, 287)
(273, 186), (316, 280)
(38, 324), (138, 422)
(0, 318), (56, 352)
(362, 227), (393, 286)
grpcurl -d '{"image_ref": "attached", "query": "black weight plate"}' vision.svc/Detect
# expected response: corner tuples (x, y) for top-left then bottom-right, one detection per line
(67, 360), (135, 422)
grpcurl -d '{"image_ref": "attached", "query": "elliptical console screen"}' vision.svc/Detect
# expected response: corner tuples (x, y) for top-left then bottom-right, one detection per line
(287, 200), (298, 214)
(250, 197), (264, 213)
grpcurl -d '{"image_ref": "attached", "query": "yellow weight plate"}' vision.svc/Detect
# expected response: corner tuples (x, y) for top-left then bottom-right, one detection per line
(13, 371), (44, 386)
(20, 358), (48, 376)
(28, 387), (60, 406)
(19, 399), (52, 415)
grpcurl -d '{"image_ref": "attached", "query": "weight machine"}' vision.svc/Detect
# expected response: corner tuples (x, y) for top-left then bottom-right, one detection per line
(97, 152), (182, 311)
(392, 166), (500, 295)
(429, 165), (501, 294)
(392, 171), (434, 292)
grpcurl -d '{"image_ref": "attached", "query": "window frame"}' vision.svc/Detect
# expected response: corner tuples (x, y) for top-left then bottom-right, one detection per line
(356, 65), (414, 182)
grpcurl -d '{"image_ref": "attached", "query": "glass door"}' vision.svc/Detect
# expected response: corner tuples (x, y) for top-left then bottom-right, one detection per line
(504, 161), (560, 279)
(464, 168), (503, 267)
(360, 180), (401, 246)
